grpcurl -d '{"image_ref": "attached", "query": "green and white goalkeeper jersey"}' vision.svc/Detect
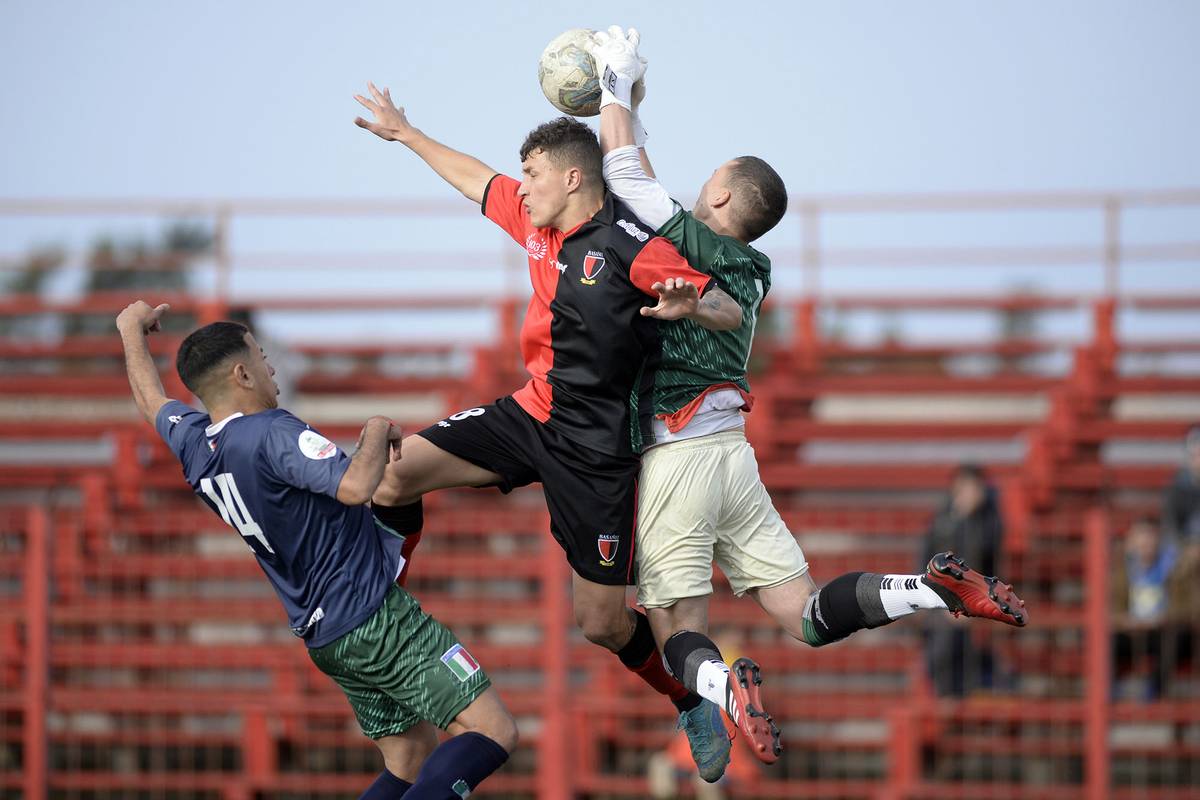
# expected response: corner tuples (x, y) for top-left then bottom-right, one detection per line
(602, 146), (772, 451)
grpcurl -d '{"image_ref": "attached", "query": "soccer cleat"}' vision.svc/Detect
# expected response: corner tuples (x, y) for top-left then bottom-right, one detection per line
(726, 657), (782, 764)
(923, 551), (1029, 627)
(677, 701), (732, 783)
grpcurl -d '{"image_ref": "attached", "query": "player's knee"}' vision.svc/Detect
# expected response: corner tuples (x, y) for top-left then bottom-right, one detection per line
(375, 726), (438, 781)
(459, 704), (519, 754)
(372, 462), (419, 506)
(575, 607), (627, 650)
(371, 464), (403, 505)
(482, 711), (519, 754)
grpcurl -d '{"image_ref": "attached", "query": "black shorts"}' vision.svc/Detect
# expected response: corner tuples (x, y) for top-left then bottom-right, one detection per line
(417, 396), (639, 585)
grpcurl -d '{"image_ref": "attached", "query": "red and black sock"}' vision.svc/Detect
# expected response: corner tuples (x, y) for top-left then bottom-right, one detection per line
(372, 499), (424, 587)
(616, 610), (701, 713)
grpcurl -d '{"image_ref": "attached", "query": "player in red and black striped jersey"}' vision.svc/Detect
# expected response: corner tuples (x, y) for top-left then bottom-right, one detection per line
(353, 82), (742, 762)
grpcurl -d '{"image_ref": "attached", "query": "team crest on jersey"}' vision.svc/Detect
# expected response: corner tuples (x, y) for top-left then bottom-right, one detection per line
(597, 533), (620, 566)
(581, 250), (606, 285)
(207, 438), (217, 452)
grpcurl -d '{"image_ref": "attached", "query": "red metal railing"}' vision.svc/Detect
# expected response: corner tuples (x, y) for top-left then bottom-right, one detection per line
(2, 189), (1199, 797)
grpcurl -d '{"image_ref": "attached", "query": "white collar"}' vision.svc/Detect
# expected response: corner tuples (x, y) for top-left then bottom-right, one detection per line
(205, 412), (245, 438)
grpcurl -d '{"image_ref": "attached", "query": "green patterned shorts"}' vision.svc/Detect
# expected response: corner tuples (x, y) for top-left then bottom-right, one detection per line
(308, 585), (491, 739)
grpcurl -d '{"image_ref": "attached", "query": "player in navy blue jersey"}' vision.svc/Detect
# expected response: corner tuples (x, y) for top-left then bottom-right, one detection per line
(116, 299), (517, 799)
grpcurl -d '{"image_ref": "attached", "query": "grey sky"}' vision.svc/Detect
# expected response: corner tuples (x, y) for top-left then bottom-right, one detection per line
(2, 1), (1198, 349)
(3, 0), (1197, 200)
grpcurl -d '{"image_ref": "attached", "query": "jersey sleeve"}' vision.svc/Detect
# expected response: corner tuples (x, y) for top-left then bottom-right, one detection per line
(601, 145), (679, 230)
(154, 400), (209, 463)
(480, 173), (531, 246)
(628, 237), (716, 298)
(656, 208), (772, 306)
(655, 208), (729, 273)
(261, 413), (352, 500)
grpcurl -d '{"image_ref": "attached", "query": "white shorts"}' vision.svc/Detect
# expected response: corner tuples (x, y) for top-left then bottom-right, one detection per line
(635, 429), (808, 608)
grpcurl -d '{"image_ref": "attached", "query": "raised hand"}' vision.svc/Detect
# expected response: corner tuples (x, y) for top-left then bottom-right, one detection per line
(640, 277), (700, 321)
(115, 300), (170, 336)
(353, 82), (417, 143)
(590, 25), (646, 110)
(386, 422), (403, 463)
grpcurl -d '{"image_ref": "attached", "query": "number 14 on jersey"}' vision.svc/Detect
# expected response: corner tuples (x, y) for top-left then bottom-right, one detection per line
(200, 473), (275, 554)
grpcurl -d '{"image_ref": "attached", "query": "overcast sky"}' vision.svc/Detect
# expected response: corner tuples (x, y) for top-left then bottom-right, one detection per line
(2, 0), (1198, 347)
(3, 0), (1197, 199)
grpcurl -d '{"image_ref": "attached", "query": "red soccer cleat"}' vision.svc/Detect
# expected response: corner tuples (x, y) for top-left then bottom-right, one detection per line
(923, 551), (1028, 627)
(725, 657), (782, 764)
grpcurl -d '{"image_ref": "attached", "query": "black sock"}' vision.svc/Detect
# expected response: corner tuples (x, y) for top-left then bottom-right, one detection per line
(359, 769), (412, 799)
(802, 572), (893, 646)
(663, 630), (730, 710)
(403, 732), (508, 800)
(372, 499), (424, 535)
(616, 611), (700, 712)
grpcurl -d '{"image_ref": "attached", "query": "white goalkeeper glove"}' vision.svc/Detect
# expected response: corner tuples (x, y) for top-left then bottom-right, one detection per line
(590, 25), (646, 112)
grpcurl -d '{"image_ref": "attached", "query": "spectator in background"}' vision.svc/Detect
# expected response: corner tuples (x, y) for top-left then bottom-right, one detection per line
(1162, 425), (1200, 542)
(1111, 518), (1177, 700)
(920, 464), (1004, 696)
(1167, 537), (1200, 678)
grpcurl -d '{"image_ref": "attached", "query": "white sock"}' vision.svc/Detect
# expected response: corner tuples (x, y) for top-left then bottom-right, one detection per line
(694, 659), (730, 709)
(878, 574), (947, 619)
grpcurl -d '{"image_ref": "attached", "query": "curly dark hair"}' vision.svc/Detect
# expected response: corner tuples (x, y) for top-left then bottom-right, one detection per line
(519, 117), (602, 188)
(176, 321), (250, 395)
(726, 156), (788, 242)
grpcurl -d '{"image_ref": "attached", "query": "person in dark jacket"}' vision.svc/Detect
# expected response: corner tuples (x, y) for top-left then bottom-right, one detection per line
(920, 464), (1003, 696)
(1162, 425), (1200, 542)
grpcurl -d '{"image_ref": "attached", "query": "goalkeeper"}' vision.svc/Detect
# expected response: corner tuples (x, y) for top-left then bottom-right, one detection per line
(592, 26), (1030, 783)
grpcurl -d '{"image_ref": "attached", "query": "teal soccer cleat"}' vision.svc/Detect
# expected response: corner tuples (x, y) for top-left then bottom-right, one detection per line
(678, 700), (732, 783)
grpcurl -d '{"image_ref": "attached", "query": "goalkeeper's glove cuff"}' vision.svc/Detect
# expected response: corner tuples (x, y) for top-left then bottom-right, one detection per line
(599, 65), (635, 111)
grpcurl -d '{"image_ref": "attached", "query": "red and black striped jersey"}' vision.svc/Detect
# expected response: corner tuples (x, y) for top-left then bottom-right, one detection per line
(482, 173), (713, 457)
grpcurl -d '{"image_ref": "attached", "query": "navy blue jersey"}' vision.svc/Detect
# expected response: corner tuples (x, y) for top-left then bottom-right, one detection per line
(155, 400), (404, 648)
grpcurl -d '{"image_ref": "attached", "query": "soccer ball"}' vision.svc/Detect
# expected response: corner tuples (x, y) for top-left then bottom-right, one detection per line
(538, 28), (601, 117)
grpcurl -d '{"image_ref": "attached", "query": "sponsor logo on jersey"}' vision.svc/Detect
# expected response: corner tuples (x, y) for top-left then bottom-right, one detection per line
(452, 779), (471, 798)
(168, 415), (183, 425)
(440, 643), (481, 682)
(298, 429), (337, 460)
(597, 533), (621, 566)
(525, 233), (547, 261)
(553, 259), (568, 274)
(617, 218), (649, 242)
(581, 250), (606, 285)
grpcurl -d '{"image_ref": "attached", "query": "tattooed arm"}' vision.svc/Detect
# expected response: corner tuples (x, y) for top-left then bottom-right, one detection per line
(640, 278), (743, 331)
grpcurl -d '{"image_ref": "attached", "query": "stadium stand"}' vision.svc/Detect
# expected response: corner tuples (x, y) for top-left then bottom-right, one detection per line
(1, 190), (1198, 798)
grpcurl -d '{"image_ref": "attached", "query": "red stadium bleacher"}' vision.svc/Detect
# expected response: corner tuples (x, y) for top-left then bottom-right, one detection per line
(3, 189), (1199, 798)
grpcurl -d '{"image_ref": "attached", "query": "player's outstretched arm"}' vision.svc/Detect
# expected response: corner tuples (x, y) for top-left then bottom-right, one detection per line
(592, 28), (675, 229)
(116, 300), (172, 425)
(336, 416), (401, 506)
(641, 279), (743, 331)
(354, 82), (496, 205)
